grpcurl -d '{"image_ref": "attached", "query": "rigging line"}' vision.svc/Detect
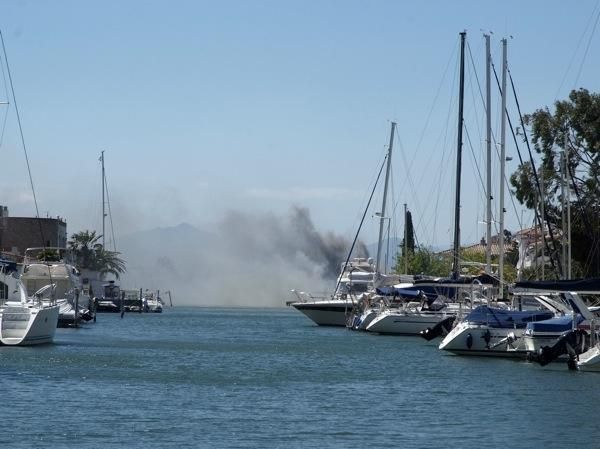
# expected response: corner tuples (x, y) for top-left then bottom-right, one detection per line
(0, 29), (45, 246)
(554, 0), (600, 99)
(0, 49), (10, 151)
(574, 2), (600, 88)
(394, 126), (422, 233)
(412, 37), (460, 163)
(354, 141), (389, 234)
(409, 37), (460, 246)
(418, 56), (460, 247)
(506, 68), (561, 276)
(465, 41), (484, 148)
(463, 126), (486, 197)
(103, 171), (117, 252)
(566, 135), (600, 276)
(333, 153), (388, 296)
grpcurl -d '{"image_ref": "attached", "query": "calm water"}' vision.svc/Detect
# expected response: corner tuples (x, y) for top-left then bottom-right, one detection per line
(1, 307), (598, 448)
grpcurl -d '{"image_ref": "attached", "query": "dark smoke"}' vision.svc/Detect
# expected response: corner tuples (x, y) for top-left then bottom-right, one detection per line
(118, 206), (369, 306)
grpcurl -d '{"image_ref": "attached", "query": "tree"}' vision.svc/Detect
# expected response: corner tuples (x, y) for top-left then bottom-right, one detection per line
(400, 209), (415, 256)
(68, 230), (126, 279)
(394, 246), (452, 277)
(510, 88), (600, 277)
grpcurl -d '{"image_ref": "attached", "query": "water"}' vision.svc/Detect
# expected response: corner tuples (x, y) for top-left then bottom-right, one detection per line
(1, 307), (598, 448)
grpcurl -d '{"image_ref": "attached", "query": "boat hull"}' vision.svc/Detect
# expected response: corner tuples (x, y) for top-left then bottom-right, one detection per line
(0, 305), (60, 345)
(290, 301), (353, 326)
(366, 310), (454, 335)
(439, 322), (526, 357)
(578, 346), (600, 371)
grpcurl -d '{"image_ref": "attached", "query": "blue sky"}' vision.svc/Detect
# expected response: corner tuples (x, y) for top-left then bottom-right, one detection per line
(0, 0), (598, 250)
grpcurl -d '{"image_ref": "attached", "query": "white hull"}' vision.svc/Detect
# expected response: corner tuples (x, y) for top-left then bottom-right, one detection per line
(439, 321), (526, 357)
(0, 305), (60, 345)
(290, 299), (353, 326)
(577, 346), (600, 372)
(366, 309), (454, 335)
(521, 333), (567, 353)
(350, 309), (380, 330)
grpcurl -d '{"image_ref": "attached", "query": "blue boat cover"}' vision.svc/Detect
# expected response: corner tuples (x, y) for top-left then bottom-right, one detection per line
(526, 314), (584, 333)
(514, 278), (600, 292)
(464, 305), (554, 329)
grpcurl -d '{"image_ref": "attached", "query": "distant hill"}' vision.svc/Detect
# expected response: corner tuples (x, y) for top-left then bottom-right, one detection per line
(115, 216), (344, 307)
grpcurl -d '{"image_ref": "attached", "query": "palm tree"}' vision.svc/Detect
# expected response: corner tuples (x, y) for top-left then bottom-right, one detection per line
(68, 230), (126, 279)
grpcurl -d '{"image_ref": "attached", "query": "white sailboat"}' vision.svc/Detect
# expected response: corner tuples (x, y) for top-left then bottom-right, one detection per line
(364, 32), (490, 336)
(288, 122), (400, 326)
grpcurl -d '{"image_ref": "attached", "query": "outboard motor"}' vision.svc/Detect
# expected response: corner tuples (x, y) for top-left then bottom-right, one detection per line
(419, 316), (456, 341)
(529, 329), (588, 368)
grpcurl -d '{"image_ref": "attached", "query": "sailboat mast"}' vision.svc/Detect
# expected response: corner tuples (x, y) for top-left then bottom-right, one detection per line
(498, 38), (508, 299)
(452, 31), (466, 279)
(101, 150), (106, 249)
(375, 121), (396, 278)
(485, 34), (492, 274)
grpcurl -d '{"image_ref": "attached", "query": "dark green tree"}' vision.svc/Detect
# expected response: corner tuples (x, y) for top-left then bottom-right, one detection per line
(510, 88), (600, 277)
(394, 246), (452, 277)
(401, 209), (415, 256)
(68, 230), (127, 279)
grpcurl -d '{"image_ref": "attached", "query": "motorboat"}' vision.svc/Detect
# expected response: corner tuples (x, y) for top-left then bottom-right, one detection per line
(144, 290), (163, 313)
(287, 257), (381, 327)
(0, 255), (59, 344)
(0, 281), (59, 346)
(20, 247), (93, 327)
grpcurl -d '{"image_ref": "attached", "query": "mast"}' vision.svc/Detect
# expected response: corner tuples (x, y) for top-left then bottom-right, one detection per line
(101, 150), (106, 249)
(485, 34), (492, 274)
(375, 121), (396, 280)
(404, 203), (408, 274)
(452, 31), (466, 280)
(567, 145), (572, 279)
(540, 168), (545, 280)
(498, 38), (508, 299)
(561, 148), (566, 279)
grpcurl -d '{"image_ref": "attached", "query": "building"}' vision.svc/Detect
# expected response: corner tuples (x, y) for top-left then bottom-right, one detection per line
(0, 206), (67, 257)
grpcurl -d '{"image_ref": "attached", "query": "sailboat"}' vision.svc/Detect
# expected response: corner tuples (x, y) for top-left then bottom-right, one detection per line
(362, 32), (493, 336)
(439, 36), (568, 356)
(288, 122), (400, 326)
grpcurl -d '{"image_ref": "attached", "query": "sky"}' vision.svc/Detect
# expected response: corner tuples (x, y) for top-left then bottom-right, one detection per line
(0, 0), (599, 254)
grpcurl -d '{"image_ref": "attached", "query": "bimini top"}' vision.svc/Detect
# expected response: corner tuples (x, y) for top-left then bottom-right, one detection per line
(464, 305), (554, 329)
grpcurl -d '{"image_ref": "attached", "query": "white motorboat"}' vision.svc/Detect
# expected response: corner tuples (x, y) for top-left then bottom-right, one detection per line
(0, 304), (59, 345)
(288, 257), (379, 327)
(20, 247), (93, 327)
(144, 290), (163, 313)
(0, 282), (59, 345)
(0, 257), (60, 345)
(289, 123), (403, 327)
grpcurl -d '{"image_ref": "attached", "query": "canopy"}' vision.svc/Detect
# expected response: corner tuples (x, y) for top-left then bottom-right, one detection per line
(464, 305), (554, 329)
(514, 278), (600, 293)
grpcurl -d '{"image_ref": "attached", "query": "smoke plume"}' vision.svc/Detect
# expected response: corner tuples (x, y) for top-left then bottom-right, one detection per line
(118, 206), (369, 307)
